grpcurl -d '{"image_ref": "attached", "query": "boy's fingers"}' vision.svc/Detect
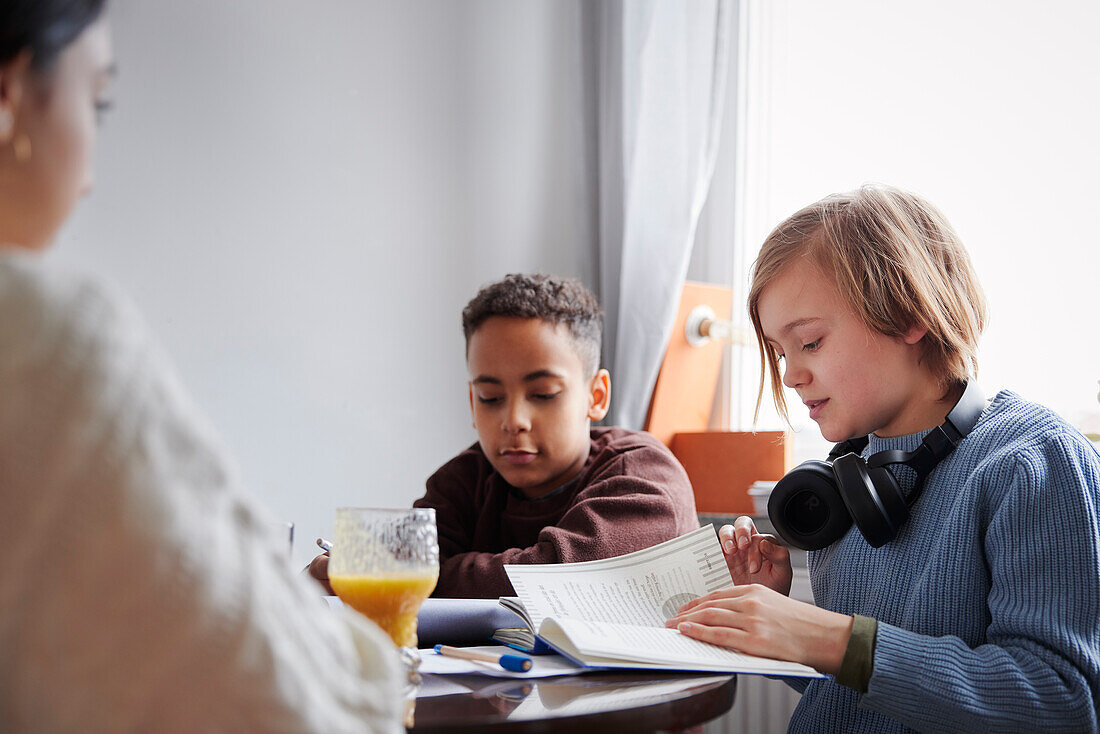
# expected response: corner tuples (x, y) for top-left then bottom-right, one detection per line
(303, 555), (336, 595)
(676, 596), (701, 615)
(759, 536), (790, 563)
(718, 524), (736, 553)
(674, 590), (728, 619)
(733, 515), (757, 549)
(676, 620), (746, 651)
(747, 539), (763, 574)
(308, 553), (329, 580)
(690, 587), (753, 608)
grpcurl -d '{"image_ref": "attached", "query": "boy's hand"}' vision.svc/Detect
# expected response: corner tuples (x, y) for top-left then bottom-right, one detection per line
(667, 585), (852, 675)
(718, 516), (792, 596)
(306, 553), (335, 596)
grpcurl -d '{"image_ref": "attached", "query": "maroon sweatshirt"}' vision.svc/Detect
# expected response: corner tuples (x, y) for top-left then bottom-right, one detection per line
(413, 427), (698, 598)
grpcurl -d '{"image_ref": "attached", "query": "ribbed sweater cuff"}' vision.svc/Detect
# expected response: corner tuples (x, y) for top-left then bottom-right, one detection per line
(860, 622), (934, 721)
(836, 614), (877, 693)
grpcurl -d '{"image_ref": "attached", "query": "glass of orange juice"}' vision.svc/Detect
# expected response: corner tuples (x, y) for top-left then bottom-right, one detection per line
(329, 507), (438, 680)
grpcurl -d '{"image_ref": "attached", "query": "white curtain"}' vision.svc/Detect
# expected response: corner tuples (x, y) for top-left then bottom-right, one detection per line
(598, 0), (734, 429)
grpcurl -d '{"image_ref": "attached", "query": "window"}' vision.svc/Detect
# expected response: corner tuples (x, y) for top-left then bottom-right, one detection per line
(730, 0), (1100, 460)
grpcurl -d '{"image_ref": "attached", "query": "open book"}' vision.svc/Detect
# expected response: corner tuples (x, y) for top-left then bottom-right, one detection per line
(498, 526), (824, 678)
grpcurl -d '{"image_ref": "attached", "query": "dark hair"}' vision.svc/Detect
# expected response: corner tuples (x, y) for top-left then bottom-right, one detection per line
(0, 0), (107, 71)
(462, 274), (603, 376)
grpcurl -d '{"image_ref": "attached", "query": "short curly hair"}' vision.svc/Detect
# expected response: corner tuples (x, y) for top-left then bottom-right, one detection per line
(462, 274), (603, 377)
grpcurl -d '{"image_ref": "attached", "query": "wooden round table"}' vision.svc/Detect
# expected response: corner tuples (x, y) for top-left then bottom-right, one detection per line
(407, 671), (735, 733)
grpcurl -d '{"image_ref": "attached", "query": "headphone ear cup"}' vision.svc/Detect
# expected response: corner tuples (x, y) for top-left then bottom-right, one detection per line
(767, 460), (853, 551)
(832, 454), (909, 548)
(867, 465), (909, 541)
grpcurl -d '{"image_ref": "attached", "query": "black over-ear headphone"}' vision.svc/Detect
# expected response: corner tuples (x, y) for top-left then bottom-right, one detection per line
(767, 381), (986, 551)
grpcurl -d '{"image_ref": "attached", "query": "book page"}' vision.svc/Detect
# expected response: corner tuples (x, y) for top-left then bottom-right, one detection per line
(504, 526), (732, 629)
(541, 618), (824, 678)
(498, 596), (532, 628)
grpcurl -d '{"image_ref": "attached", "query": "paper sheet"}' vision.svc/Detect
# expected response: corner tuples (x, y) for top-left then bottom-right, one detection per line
(418, 645), (593, 678)
(505, 526), (732, 629)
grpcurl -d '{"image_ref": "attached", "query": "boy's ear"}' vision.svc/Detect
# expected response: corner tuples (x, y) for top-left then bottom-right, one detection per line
(587, 369), (611, 422)
(902, 324), (928, 345)
(467, 383), (477, 427)
(0, 50), (32, 144)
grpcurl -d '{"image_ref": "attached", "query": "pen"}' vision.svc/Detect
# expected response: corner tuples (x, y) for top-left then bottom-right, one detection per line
(316, 538), (332, 553)
(433, 644), (533, 672)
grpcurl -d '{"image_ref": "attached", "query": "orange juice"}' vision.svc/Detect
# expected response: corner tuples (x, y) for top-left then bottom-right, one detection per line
(330, 571), (438, 647)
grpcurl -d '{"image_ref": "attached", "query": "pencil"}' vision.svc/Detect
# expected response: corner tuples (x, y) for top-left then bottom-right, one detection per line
(433, 644), (533, 672)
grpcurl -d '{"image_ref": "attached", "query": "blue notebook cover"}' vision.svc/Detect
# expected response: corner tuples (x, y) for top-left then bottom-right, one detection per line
(415, 598), (521, 647)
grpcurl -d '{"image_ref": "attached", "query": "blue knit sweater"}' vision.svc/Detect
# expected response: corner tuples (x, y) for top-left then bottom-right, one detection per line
(787, 390), (1100, 733)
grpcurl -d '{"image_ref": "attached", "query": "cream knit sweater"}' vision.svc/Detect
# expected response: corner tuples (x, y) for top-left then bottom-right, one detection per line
(0, 252), (402, 733)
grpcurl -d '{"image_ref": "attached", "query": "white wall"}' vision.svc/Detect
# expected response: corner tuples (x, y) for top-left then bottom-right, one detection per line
(739, 0), (1100, 455)
(51, 0), (598, 568)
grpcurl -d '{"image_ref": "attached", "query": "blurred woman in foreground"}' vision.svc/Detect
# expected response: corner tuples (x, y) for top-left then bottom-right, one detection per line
(0, 3), (401, 731)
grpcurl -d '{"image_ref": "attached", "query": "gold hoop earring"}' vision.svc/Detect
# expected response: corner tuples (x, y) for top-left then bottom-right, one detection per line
(13, 133), (31, 163)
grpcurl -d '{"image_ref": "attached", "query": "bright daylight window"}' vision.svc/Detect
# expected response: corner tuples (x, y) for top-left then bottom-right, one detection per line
(730, 0), (1100, 461)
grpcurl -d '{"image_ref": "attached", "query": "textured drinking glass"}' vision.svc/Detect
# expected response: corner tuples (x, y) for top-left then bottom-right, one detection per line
(329, 508), (439, 679)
